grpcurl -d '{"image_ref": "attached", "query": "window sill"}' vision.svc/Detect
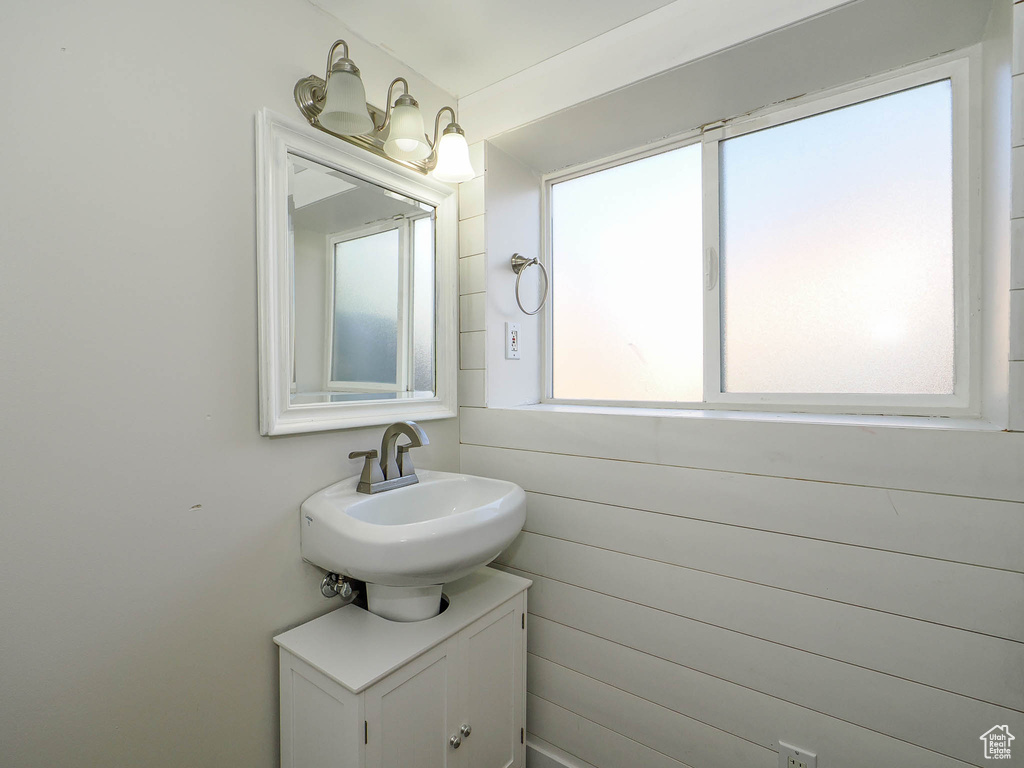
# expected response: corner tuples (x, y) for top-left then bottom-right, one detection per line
(496, 402), (1006, 433)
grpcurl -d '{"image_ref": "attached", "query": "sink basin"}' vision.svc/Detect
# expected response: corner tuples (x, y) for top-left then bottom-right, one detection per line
(300, 470), (526, 621)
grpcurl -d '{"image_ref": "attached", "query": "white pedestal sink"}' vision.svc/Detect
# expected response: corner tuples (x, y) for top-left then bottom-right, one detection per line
(300, 470), (526, 621)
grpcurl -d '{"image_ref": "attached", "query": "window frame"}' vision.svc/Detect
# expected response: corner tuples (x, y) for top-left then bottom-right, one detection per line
(541, 55), (977, 417)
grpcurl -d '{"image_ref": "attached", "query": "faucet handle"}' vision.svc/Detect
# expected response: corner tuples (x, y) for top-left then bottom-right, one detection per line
(396, 444), (418, 478)
(349, 449), (384, 490)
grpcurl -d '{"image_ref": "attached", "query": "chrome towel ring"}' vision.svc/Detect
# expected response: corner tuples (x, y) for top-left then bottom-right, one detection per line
(510, 253), (549, 316)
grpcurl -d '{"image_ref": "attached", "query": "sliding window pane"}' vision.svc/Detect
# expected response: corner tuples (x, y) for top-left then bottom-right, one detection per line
(331, 229), (400, 384)
(720, 80), (954, 394)
(551, 144), (703, 402)
(412, 216), (435, 393)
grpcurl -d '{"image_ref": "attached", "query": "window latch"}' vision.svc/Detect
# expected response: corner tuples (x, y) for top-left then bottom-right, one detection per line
(705, 247), (719, 291)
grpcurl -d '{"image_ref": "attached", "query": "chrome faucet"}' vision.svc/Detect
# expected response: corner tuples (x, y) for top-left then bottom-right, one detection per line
(349, 421), (429, 494)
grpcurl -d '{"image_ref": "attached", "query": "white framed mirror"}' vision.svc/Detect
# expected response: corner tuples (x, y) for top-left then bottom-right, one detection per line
(256, 109), (457, 434)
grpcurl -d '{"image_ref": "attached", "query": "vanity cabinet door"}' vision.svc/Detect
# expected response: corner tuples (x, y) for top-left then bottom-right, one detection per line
(280, 652), (365, 768)
(364, 640), (459, 768)
(456, 595), (526, 768)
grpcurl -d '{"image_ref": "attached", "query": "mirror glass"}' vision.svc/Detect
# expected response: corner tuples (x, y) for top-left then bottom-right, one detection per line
(288, 153), (435, 405)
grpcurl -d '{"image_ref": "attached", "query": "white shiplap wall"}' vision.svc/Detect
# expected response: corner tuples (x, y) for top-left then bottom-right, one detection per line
(1012, 0), (1024, 429)
(461, 408), (1024, 768)
(458, 142), (487, 408)
(453, 5), (1024, 767)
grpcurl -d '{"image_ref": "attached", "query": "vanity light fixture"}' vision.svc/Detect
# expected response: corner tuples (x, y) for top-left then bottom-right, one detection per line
(431, 118), (476, 183)
(316, 40), (374, 136)
(294, 39), (475, 182)
(377, 78), (431, 161)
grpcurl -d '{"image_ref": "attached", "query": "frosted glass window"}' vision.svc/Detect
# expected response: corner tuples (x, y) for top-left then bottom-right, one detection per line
(551, 144), (703, 402)
(331, 229), (400, 384)
(720, 80), (954, 394)
(412, 216), (435, 392)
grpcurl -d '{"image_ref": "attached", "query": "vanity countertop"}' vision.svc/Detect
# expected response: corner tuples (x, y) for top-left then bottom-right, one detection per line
(273, 566), (531, 693)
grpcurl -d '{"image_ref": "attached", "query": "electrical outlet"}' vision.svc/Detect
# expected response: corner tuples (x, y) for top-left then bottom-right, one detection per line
(778, 741), (816, 768)
(505, 322), (521, 360)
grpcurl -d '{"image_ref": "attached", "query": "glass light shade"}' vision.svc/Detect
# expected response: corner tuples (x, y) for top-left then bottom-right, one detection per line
(431, 131), (476, 183)
(320, 70), (373, 136)
(384, 102), (431, 161)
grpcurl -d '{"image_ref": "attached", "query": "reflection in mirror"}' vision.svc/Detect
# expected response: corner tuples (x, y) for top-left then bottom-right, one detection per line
(288, 154), (435, 405)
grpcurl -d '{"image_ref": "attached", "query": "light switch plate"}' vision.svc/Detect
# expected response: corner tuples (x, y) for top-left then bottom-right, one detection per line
(505, 322), (521, 360)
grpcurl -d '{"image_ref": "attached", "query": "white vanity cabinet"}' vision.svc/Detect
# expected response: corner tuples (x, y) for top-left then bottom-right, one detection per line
(275, 568), (530, 768)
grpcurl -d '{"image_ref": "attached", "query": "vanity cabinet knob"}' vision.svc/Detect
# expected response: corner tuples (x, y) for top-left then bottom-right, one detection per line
(460, 723), (471, 738)
(449, 734), (461, 749)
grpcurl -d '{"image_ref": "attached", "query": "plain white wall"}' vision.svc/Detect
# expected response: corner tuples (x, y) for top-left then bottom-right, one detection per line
(293, 227), (327, 392)
(0, 2), (459, 766)
(485, 145), (543, 407)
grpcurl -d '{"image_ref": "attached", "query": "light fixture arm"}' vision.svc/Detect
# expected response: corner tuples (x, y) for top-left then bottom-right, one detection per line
(430, 106), (458, 149)
(374, 77), (412, 134)
(324, 39), (350, 80)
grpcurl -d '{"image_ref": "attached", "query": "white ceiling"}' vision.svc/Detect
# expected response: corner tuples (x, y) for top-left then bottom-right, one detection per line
(290, 160), (356, 209)
(311, 0), (678, 98)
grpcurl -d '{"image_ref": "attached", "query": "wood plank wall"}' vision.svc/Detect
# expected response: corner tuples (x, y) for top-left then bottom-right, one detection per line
(460, 406), (1024, 768)
(1011, 0), (1024, 428)
(455, 10), (1024, 763)
(458, 142), (487, 409)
